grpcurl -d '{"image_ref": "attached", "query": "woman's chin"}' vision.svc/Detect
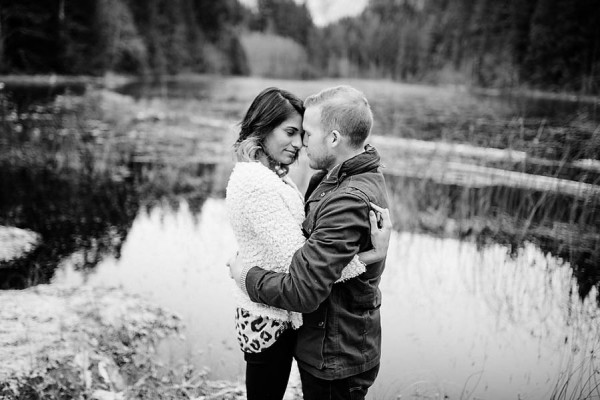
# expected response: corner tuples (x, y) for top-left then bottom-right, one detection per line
(280, 155), (295, 164)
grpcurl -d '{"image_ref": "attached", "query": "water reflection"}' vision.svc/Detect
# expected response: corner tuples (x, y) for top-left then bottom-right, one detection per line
(53, 199), (599, 399)
(0, 156), (227, 288)
(374, 232), (599, 399)
(53, 199), (243, 380)
(0, 164), (139, 288)
(129, 160), (227, 215)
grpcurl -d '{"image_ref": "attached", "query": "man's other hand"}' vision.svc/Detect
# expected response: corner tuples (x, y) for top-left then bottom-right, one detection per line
(368, 202), (392, 261)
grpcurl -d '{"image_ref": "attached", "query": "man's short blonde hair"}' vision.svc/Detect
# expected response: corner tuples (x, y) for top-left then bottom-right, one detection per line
(304, 85), (373, 148)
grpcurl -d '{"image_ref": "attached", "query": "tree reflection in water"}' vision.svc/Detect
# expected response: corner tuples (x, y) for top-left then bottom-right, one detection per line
(0, 160), (220, 289)
(0, 165), (139, 288)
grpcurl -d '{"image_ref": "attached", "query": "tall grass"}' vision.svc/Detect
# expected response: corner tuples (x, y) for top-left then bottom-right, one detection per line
(0, 86), (132, 175)
(551, 344), (600, 400)
(383, 172), (600, 301)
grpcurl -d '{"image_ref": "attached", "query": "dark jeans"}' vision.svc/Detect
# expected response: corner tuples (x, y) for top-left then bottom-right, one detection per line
(299, 364), (380, 400)
(244, 328), (296, 400)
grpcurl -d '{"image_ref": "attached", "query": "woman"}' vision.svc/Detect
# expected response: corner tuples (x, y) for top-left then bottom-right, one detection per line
(225, 87), (390, 400)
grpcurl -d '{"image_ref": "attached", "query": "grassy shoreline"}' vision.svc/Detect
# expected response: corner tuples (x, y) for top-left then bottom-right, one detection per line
(0, 74), (135, 90)
(2, 73), (600, 103)
(0, 285), (256, 400)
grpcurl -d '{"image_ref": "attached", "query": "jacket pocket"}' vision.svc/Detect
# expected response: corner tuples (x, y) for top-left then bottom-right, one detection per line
(301, 215), (313, 238)
(352, 290), (381, 311)
(297, 306), (327, 369)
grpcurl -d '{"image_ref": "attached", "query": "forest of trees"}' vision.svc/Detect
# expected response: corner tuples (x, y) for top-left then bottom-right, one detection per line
(312, 0), (600, 93)
(1, 0), (599, 94)
(0, 0), (250, 76)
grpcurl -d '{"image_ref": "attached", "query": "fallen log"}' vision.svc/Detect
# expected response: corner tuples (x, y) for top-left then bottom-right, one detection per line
(371, 135), (600, 172)
(371, 136), (600, 199)
(382, 157), (600, 199)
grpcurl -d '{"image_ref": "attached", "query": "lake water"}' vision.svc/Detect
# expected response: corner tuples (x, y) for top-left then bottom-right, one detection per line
(2, 76), (599, 399)
(51, 195), (599, 399)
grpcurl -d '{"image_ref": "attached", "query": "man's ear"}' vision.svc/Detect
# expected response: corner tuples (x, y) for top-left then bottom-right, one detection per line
(330, 130), (340, 147)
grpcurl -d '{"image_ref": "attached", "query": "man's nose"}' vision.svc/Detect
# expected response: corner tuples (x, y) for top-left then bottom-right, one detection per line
(302, 135), (308, 147)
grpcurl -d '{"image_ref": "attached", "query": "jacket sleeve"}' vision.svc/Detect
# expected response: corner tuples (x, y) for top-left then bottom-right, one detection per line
(245, 191), (370, 313)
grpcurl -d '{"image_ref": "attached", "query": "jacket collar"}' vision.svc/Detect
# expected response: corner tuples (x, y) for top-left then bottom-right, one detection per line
(323, 144), (381, 183)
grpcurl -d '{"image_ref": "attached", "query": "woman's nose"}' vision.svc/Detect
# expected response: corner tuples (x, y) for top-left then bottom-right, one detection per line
(292, 134), (302, 149)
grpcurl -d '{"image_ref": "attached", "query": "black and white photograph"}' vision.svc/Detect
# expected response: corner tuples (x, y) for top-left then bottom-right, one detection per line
(0, 0), (599, 399)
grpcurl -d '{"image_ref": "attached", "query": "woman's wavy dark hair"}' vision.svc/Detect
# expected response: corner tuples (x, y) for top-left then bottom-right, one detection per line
(234, 87), (304, 166)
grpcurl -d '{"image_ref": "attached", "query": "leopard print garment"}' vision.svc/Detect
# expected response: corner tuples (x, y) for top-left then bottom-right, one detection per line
(235, 307), (289, 353)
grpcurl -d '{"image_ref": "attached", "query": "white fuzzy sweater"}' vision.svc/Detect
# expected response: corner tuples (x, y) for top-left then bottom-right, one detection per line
(225, 161), (366, 328)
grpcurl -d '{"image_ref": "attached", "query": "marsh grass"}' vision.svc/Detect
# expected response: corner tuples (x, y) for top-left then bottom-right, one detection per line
(551, 345), (600, 400)
(0, 86), (128, 175)
(383, 168), (600, 300)
(0, 80), (230, 199)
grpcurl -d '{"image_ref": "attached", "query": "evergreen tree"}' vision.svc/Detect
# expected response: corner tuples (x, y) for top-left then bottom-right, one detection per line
(255, 0), (314, 46)
(94, 0), (147, 73)
(525, 0), (563, 87)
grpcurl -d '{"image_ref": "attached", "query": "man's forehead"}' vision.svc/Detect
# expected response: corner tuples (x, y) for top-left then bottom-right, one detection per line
(303, 106), (320, 123)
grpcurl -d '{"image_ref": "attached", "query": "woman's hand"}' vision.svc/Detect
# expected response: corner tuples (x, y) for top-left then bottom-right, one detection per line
(358, 202), (392, 265)
(226, 251), (244, 287)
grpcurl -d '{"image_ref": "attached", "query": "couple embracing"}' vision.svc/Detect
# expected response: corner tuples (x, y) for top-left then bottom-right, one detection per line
(226, 85), (391, 400)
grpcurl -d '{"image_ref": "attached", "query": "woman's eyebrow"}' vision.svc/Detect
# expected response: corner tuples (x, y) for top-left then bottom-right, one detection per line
(286, 126), (300, 131)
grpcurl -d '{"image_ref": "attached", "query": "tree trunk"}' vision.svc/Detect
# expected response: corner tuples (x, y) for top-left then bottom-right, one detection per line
(0, 9), (4, 71)
(59, 0), (65, 23)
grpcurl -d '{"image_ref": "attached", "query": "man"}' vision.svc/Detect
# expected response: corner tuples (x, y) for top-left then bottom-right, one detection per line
(229, 85), (390, 400)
